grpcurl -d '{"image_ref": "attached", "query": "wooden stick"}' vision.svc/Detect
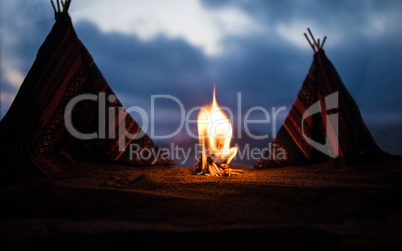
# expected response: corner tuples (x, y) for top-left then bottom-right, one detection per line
(65, 0), (71, 13)
(56, 0), (61, 12)
(195, 171), (205, 175)
(321, 36), (327, 49)
(210, 163), (220, 176)
(304, 33), (316, 53)
(51, 0), (57, 13)
(307, 28), (319, 48)
(317, 38), (320, 49)
(220, 164), (229, 169)
(207, 164), (215, 176)
(211, 162), (221, 176)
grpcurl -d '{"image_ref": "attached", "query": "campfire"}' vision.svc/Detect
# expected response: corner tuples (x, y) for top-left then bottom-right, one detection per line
(194, 87), (242, 176)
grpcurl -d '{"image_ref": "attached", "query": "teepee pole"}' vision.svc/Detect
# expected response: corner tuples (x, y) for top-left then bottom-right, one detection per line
(304, 33), (316, 53)
(51, 0), (71, 14)
(321, 36), (327, 49)
(64, 0), (71, 13)
(50, 0), (57, 12)
(307, 28), (319, 48)
(56, 0), (61, 12)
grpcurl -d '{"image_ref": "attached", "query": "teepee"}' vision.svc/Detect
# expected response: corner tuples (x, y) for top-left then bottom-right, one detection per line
(254, 29), (385, 168)
(0, 1), (175, 176)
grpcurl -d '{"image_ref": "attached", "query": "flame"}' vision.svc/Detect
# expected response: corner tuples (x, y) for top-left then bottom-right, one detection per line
(197, 87), (238, 170)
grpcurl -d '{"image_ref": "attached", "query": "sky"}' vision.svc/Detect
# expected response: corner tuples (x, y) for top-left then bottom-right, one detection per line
(1, 0), (401, 167)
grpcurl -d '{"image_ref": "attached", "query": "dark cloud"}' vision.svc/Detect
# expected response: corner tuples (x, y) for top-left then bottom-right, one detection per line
(0, 0), (54, 70)
(201, 0), (402, 34)
(74, 21), (212, 105)
(73, 21), (215, 140)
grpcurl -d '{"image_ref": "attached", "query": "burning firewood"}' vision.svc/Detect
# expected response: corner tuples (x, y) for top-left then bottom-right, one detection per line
(195, 87), (240, 177)
(193, 154), (243, 177)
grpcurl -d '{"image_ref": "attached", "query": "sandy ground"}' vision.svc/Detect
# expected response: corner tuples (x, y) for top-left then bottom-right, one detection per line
(1, 159), (401, 249)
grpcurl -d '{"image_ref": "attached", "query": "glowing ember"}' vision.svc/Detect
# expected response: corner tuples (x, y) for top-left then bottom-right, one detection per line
(194, 87), (241, 176)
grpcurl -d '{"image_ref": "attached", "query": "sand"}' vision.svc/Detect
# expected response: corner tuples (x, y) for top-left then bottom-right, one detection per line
(1, 159), (401, 249)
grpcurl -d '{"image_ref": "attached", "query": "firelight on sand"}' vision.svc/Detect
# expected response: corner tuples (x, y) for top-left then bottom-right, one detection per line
(195, 87), (241, 176)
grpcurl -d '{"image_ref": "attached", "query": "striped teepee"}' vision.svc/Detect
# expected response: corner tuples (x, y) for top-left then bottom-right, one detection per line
(0, 0), (176, 176)
(254, 29), (385, 168)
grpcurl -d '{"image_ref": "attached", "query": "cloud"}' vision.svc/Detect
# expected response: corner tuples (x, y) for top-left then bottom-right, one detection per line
(74, 20), (212, 105)
(70, 0), (263, 55)
(201, 0), (401, 45)
(0, 0), (55, 117)
(1, 63), (25, 90)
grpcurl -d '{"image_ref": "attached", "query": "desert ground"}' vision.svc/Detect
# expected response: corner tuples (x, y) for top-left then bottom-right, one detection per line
(1, 158), (401, 250)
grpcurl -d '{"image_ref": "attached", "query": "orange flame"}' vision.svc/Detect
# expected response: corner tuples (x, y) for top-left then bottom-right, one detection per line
(197, 87), (238, 170)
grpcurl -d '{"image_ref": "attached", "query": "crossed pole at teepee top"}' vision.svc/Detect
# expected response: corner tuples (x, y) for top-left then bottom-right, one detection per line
(51, 0), (71, 14)
(304, 28), (327, 53)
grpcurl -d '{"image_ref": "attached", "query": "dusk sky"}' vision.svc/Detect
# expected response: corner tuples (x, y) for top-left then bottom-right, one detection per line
(1, 0), (401, 166)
